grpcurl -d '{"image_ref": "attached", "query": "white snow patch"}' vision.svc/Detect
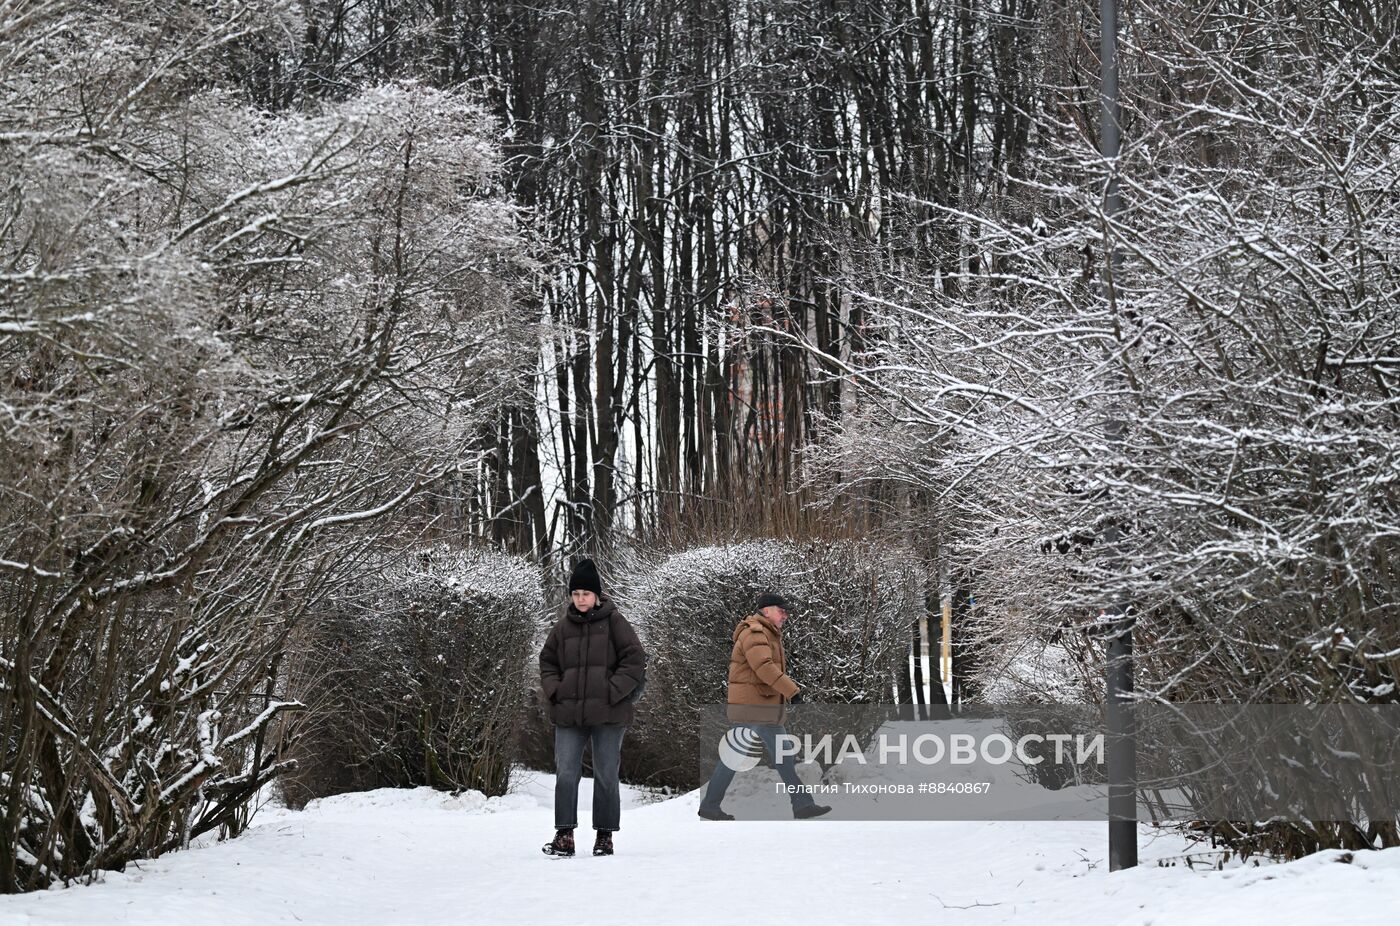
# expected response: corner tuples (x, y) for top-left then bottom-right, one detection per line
(2, 772), (1397, 925)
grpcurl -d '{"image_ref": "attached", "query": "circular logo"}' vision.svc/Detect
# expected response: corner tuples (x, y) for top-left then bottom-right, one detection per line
(717, 726), (764, 771)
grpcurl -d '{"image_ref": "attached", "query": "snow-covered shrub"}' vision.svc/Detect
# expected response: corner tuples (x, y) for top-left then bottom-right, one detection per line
(780, 3), (1399, 857)
(282, 547), (542, 807)
(0, 2), (535, 893)
(976, 637), (1099, 705)
(607, 540), (921, 788)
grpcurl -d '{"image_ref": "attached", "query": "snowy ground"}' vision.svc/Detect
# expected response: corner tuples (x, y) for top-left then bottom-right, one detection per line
(2, 770), (1398, 926)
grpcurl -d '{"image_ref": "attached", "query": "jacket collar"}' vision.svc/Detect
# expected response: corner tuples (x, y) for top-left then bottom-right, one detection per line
(741, 611), (782, 636)
(566, 595), (615, 623)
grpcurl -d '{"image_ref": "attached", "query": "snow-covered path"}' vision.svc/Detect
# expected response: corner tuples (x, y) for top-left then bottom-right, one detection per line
(3, 772), (1398, 926)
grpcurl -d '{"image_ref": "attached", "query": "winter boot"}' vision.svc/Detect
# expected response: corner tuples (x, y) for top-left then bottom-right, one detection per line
(794, 804), (832, 819)
(593, 831), (614, 856)
(542, 828), (575, 857)
(697, 806), (735, 821)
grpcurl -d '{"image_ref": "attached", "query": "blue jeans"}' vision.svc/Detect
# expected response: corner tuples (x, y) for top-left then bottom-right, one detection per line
(554, 724), (626, 832)
(700, 723), (816, 813)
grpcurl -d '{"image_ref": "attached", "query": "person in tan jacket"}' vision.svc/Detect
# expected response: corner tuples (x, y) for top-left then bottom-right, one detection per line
(697, 593), (832, 820)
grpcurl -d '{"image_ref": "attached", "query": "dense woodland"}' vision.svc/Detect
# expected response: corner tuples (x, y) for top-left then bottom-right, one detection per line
(2, 0), (1398, 892)
(232, 0), (1089, 554)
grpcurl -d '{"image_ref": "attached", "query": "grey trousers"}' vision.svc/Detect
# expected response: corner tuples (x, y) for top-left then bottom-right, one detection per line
(553, 723), (626, 832)
(699, 722), (816, 813)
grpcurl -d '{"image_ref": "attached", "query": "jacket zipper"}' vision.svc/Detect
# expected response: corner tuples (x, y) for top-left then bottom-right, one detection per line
(578, 618), (590, 725)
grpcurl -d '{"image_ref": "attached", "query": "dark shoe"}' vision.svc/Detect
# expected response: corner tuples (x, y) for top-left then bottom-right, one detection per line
(593, 831), (614, 856)
(794, 804), (832, 819)
(542, 828), (575, 857)
(697, 806), (735, 821)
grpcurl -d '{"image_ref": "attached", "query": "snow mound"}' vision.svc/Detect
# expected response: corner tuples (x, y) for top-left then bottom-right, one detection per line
(302, 786), (539, 817)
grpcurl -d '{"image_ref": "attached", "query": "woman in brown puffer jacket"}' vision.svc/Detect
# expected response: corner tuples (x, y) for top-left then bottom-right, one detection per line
(539, 558), (647, 857)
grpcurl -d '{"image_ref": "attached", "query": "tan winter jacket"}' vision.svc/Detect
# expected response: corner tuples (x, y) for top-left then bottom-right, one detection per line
(725, 612), (800, 724)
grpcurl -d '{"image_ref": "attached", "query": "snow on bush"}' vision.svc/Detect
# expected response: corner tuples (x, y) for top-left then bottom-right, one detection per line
(977, 638), (1099, 705)
(0, 2), (534, 893)
(790, 4), (1400, 857)
(606, 539), (921, 788)
(282, 546), (543, 807)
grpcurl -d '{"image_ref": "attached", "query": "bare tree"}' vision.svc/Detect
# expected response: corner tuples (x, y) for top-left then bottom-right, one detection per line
(0, 1), (535, 891)
(764, 0), (1400, 853)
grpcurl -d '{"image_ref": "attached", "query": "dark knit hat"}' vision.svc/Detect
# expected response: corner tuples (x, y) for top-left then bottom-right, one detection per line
(755, 592), (792, 612)
(568, 558), (603, 595)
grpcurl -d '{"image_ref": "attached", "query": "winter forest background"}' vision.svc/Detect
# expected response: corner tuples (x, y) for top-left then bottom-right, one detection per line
(2, 0), (1398, 896)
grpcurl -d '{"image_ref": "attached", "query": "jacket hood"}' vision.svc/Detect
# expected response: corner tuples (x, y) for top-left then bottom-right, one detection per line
(566, 594), (616, 624)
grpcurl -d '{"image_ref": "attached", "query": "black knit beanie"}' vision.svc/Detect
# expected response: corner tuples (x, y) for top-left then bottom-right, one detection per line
(568, 558), (603, 595)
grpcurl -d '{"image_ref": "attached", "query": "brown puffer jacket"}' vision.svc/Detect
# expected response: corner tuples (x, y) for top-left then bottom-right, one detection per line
(539, 596), (647, 727)
(725, 612), (800, 724)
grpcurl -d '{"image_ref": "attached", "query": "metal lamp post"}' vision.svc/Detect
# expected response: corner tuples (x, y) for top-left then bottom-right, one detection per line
(1098, 0), (1138, 872)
